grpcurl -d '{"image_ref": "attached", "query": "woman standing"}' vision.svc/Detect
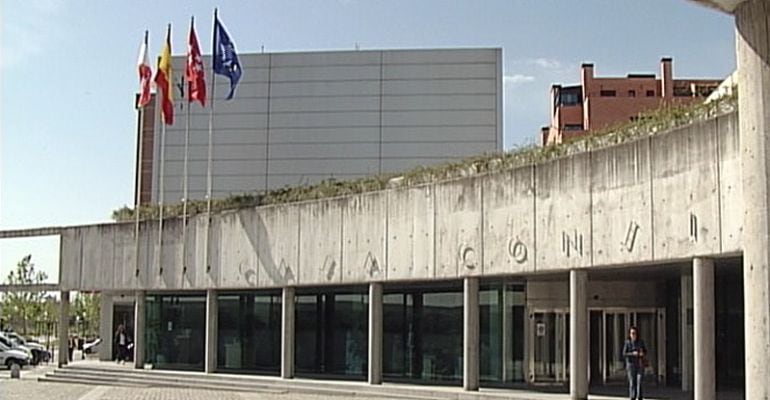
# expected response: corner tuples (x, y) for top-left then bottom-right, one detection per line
(623, 326), (647, 400)
(114, 324), (129, 363)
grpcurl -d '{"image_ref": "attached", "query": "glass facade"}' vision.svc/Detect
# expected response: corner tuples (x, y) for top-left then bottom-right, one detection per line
(295, 288), (368, 379)
(479, 282), (526, 386)
(383, 283), (464, 385)
(145, 293), (206, 371)
(217, 291), (281, 374)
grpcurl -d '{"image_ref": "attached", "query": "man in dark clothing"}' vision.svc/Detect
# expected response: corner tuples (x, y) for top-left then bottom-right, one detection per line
(622, 326), (647, 400)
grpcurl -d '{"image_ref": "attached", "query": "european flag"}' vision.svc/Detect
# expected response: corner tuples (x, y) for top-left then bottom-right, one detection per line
(213, 11), (242, 100)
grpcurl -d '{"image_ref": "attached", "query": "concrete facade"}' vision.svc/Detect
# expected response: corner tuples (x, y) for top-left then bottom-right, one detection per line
(59, 111), (742, 292)
(139, 48), (503, 203)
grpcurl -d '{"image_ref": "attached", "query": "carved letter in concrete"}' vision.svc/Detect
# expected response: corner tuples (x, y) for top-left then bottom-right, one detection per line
(508, 238), (528, 264)
(621, 221), (640, 253)
(562, 230), (583, 258)
(689, 213), (698, 242)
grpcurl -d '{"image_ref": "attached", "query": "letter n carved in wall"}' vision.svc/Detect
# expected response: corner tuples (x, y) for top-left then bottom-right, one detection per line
(562, 230), (583, 258)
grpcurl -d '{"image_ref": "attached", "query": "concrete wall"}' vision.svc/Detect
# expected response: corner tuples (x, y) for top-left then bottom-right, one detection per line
(149, 48), (503, 203)
(60, 112), (742, 291)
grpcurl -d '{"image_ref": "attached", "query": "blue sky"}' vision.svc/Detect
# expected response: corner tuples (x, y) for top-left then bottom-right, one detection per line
(0, 0), (735, 281)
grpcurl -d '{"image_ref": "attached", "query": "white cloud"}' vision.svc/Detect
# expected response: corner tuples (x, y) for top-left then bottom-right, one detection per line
(504, 74), (536, 85)
(529, 58), (562, 69)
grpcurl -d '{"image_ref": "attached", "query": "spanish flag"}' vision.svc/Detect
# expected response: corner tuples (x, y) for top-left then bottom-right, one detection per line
(154, 24), (174, 125)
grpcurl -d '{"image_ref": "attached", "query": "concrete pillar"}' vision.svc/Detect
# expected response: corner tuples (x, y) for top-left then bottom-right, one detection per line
(133, 291), (145, 369)
(680, 274), (694, 392)
(693, 258), (716, 400)
(463, 277), (480, 391)
(736, 2), (770, 399)
(98, 293), (114, 361)
(368, 282), (383, 384)
(57, 291), (69, 368)
(569, 270), (588, 400)
(204, 289), (218, 373)
(281, 287), (295, 379)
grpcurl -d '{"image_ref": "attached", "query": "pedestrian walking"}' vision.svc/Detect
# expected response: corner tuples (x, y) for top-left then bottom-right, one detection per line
(623, 326), (647, 400)
(114, 324), (130, 363)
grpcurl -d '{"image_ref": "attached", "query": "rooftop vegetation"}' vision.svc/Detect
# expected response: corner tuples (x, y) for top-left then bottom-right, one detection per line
(112, 92), (737, 223)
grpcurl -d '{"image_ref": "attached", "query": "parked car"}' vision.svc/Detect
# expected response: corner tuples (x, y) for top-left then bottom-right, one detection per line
(3, 331), (50, 364)
(0, 333), (33, 365)
(0, 340), (30, 369)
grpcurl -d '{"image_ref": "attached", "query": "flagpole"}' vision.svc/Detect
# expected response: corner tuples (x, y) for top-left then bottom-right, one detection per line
(134, 101), (145, 279)
(134, 30), (149, 280)
(205, 9), (218, 273)
(182, 88), (191, 275)
(157, 121), (166, 275)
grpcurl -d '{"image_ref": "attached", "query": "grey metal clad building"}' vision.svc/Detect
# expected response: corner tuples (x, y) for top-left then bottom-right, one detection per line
(136, 48), (503, 204)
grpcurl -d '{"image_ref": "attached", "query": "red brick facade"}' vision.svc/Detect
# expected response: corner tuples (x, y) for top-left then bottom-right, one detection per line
(542, 58), (721, 146)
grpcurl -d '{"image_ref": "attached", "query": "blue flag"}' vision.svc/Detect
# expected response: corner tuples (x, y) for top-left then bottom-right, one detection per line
(213, 11), (242, 100)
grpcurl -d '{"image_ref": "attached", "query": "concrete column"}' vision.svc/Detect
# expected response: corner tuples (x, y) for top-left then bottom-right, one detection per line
(680, 274), (693, 392)
(204, 289), (218, 373)
(693, 258), (716, 400)
(281, 287), (295, 379)
(569, 270), (588, 400)
(463, 277), (480, 391)
(133, 291), (145, 369)
(368, 282), (383, 384)
(57, 291), (69, 368)
(737, 2), (770, 400)
(98, 293), (114, 361)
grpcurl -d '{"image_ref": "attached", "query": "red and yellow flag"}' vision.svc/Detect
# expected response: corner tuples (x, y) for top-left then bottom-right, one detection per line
(154, 24), (174, 125)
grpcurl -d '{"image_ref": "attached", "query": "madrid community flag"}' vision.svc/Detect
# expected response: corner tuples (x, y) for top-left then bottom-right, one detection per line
(136, 31), (152, 108)
(186, 17), (206, 106)
(155, 24), (174, 125)
(212, 10), (242, 100)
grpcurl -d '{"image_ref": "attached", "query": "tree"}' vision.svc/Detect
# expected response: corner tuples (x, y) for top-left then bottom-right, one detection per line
(71, 292), (100, 338)
(1, 255), (49, 335)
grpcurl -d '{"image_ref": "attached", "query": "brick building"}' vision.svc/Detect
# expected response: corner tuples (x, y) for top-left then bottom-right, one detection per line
(541, 58), (721, 145)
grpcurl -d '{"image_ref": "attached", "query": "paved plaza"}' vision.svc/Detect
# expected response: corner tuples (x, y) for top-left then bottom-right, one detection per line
(0, 363), (381, 400)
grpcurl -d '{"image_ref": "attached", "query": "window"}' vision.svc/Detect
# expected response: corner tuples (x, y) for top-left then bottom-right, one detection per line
(628, 90), (636, 97)
(646, 90), (655, 97)
(145, 293), (206, 371)
(600, 90), (616, 97)
(295, 288), (368, 380)
(479, 283), (526, 386)
(383, 283), (463, 385)
(564, 124), (583, 131)
(217, 291), (282, 374)
(559, 92), (581, 106)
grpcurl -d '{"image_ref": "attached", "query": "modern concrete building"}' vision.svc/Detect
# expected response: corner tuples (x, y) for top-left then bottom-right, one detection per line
(136, 48), (504, 204)
(1, 2), (768, 400)
(540, 58), (722, 146)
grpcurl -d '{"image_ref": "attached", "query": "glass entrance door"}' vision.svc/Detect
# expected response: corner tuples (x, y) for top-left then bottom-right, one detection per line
(596, 308), (665, 385)
(528, 309), (569, 384)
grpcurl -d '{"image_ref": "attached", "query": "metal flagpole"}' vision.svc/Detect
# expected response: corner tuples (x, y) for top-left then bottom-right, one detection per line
(157, 121), (167, 275)
(205, 9), (218, 273)
(182, 85), (191, 275)
(134, 30), (150, 280)
(134, 104), (145, 278)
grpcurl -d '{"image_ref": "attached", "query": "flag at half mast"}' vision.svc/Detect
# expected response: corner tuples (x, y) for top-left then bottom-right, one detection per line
(137, 31), (152, 108)
(155, 24), (174, 125)
(186, 17), (206, 106)
(212, 10), (242, 100)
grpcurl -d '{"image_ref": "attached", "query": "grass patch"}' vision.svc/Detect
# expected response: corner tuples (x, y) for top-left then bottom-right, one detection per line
(113, 93), (737, 222)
